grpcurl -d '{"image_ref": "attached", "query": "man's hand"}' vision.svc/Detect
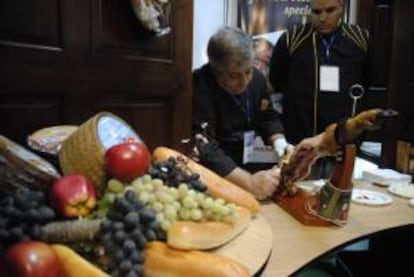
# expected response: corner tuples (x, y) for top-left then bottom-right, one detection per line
(250, 166), (281, 200)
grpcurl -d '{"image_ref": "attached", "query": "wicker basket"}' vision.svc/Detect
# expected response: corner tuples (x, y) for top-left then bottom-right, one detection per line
(58, 112), (140, 193)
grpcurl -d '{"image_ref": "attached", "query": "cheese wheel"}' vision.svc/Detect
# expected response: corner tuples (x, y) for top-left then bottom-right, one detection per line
(59, 112), (142, 191)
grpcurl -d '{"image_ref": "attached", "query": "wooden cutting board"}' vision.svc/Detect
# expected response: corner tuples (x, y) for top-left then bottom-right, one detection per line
(212, 213), (273, 275)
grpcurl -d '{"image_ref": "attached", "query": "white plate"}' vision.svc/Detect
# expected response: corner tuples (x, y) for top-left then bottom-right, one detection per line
(409, 199), (414, 208)
(388, 183), (414, 199)
(352, 189), (393, 206)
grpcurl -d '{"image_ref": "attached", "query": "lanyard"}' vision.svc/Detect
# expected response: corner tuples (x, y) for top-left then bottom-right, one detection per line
(321, 33), (337, 59)
(232, 90), (252, 124)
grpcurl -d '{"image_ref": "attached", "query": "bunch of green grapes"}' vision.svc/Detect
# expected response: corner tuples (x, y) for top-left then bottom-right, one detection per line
(127, 175), (239, 231)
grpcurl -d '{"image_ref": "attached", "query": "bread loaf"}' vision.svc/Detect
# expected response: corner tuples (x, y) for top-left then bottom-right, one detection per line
(152, 147), (260, 214)
(167, 206), (251, 250)
(144, 241), (250, 277)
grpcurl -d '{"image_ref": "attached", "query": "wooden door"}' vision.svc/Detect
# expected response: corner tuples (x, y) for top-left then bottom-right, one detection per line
(356, 0), (393, 164)
(383, 0), (414, 167)
(0, 0), (193, 153)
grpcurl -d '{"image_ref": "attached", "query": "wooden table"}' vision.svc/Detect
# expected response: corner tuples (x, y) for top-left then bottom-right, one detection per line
(259, 180), (414, 276)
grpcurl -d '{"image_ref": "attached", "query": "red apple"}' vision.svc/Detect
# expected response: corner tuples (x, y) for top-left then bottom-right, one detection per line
(0, 241), (61, 277)
(50, 174), (97, 218)
(105, 141), (151, 182)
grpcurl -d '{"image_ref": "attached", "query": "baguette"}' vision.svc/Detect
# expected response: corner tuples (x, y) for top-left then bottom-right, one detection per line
(167, 206), (251, 250)
(144, 241), (250, 277)
(152, 147), (260, 214)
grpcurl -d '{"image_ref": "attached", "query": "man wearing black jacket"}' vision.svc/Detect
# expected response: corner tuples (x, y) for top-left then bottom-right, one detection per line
(192, 26), (293, 200)
(269, 0), (371, 178)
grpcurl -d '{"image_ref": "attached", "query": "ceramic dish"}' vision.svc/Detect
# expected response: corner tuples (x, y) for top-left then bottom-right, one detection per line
(352, 188), (393, 206)
(388, 183), (414, 199)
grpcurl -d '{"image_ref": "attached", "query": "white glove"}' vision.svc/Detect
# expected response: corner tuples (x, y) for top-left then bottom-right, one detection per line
(273, 136), (294, 158)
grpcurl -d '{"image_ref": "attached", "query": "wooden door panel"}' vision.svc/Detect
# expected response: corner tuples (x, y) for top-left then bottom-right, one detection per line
(0, 0), (61, 48)
(0, 0), (193, 153)
(59, 92), (175, 151)
(91, 0), (173, 61)
(383, 0), (414, 166)
(98, 95), (172, 152)
(0, 94), (62, 144)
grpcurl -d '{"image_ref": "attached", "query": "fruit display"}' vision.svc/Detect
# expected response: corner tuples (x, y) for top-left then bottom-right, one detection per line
(0, 113), (261, 277)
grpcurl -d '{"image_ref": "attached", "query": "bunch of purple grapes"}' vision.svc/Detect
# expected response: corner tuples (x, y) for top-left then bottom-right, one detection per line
(0, 186), (55, 252)
(98, 190), (163, 277)
(148, 157), (207, 192)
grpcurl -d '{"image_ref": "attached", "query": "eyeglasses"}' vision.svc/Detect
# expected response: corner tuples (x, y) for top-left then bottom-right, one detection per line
(311, 6), (339, 15)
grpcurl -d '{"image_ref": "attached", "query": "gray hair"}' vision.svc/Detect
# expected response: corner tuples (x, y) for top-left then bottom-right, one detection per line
(207, 26), (254, 72)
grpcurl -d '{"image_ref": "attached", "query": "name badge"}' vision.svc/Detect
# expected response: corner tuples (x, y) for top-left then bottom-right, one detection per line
(320, 65), (340, 92)
(243, 134), (279, 164)
(243, 131), (255, 164)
